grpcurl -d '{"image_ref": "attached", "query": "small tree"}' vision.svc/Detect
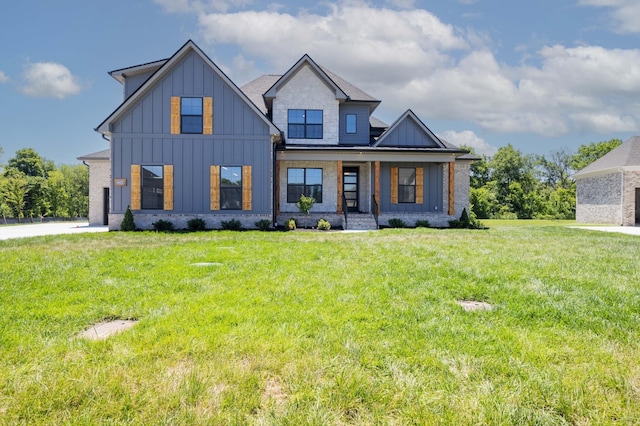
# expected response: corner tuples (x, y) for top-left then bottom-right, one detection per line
(296, 194), (315, 228)
(120, 206), (136, 231)
(296, 194), (315, 215)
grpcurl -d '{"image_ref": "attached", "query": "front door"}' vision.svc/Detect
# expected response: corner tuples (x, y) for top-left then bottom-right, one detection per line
(343, 167), (359, 213)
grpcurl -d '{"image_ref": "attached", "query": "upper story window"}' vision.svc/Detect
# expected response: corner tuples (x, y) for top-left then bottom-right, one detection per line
(141, 165), (164, 209)
(288, 109), (323, 139)
(345, 114), (357, 134)
(398, 167), (416, 203)
(181, 97), (203, 134)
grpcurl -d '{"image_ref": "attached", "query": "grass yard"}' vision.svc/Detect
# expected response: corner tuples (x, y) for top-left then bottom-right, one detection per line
(1, 223), (639, 424)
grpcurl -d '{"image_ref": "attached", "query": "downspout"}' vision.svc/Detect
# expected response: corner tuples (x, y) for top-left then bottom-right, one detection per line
(272, 139), (278, 227)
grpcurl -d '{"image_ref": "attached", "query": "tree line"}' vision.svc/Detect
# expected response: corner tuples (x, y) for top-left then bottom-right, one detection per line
(466, 139), (622, 220)
(0, 147), (89, 223)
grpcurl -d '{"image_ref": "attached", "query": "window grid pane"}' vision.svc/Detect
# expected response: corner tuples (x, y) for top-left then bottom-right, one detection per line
(287, 168), (323, 203)
(398, 167), (416, 203)
(220, 166), (242, 210)
(287, 109), (323, 139)
(346, 114), (357, 134)
(181, 97), (203, 134)
(141, 165), (164, 210)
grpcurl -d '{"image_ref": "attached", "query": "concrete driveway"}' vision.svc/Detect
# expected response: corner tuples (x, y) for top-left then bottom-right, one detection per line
(570, 225), (640, 236)
(0, 222), (109, 240)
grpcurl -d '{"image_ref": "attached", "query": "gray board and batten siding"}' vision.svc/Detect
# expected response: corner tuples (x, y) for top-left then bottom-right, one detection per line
(339, 104), (371, 146)
(379, 162), (444, 213)
(110, 49), (273, 215)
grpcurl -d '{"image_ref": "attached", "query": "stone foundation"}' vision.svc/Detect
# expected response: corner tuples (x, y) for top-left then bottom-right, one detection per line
(109, 213), (272, 231)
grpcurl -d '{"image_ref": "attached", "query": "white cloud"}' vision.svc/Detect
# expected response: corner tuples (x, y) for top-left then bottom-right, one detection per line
(158, 1), (640, 137)
(579, 0), (640, 33)
(0, 71), (9, 83)
(438, 130), (498, 156)
(20, 62), (82, 99)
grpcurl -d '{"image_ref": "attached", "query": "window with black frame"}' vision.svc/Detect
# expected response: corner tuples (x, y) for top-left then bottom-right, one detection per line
(181, 97), (203, 134)
(141, 165), (164, 209)
(398, 167), (416, 203)
(288, 109), (323, 139)
(220, 166), (242, 210)
(345, 113), (357, 134)
(287, 168), (323, 203)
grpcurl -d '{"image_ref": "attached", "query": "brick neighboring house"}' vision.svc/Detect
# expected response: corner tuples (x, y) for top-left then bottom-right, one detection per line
(574, 136), (640, 226)
(80, 40), (475, 230)
(77, 149), (110, 225)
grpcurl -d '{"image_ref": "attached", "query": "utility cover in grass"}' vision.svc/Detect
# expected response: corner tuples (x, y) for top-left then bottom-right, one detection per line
(191, 262), (222, 266)
(79, 320), (138, 340)
(456, 300), (493, 311)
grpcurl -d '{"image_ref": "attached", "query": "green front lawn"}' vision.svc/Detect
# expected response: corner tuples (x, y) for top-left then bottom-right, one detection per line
(1, 224), (639, 424)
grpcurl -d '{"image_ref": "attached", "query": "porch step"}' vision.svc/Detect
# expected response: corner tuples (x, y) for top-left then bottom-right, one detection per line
(344, 213), (378, 230)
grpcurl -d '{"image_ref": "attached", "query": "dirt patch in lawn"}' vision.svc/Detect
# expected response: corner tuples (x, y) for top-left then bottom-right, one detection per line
(456, 300), (493, 311)
(79, 319), (138, 340)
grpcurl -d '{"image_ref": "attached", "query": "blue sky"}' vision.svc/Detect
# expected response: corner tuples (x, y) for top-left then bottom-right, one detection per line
(1, 0), (640, 164)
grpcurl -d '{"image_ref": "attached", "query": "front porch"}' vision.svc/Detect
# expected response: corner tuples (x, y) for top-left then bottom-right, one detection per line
(275, 150), (464, 230)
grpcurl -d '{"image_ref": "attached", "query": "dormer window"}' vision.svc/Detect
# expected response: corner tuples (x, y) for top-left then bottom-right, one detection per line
(346, 114), (357, 134)
(288, 109), (323, 139)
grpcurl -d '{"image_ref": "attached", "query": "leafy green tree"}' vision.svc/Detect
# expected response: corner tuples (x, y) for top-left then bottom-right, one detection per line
(7, 148), (52, 178)
(1, 171), (29, 222)
(60, 164), (89, 218)
(461, 145), (490, 189)
(570, 139), (622, 172)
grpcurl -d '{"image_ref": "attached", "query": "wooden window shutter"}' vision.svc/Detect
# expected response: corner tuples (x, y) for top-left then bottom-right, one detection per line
(242, 165), (252, 211)
(170, 96), (180, 134)
(130, 164), (141, 210)
(203, 97), (213, 135)
(390, 166), (398, 204)
(163, 165), (174, 210)
(210, 165), (220, 210)
(416, 167), (424, 204)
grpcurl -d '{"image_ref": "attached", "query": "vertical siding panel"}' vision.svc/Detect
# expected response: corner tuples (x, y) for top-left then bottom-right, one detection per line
(210, 165), (220, 210)
(242, 165), (252, 211)
(390, 166), (398, 204)
(164, 165), (174, 210)
(192, 140), (203, 212)
(203, 97), (213, 134)
(132, 104), (143, 133)
(416, 167), (424, 204)
(275, 160), (280, 215)
(170, 97), (180, 134)
(142, 95), (153, 133)
(131, 164), (141, 210)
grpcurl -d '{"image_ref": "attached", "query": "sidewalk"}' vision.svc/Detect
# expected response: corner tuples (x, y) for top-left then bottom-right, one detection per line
(0, 222), (109, 240)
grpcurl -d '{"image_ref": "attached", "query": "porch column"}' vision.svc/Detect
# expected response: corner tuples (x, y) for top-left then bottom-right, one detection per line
(448, 161), (455, 215)
(337, 160), (343, 214)
(275, 160), (280, 215)
(374, 161), (380, 215)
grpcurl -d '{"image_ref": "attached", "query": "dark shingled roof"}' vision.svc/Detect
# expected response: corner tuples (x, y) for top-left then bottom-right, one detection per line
(77, 149), (111, 161)
(240, 63), (380, 114)
(574, 136), (640, 178)
(240, 75), (280, 115)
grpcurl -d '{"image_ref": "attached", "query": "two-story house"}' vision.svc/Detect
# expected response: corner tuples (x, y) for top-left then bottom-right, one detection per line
(84, 40), (474, 230)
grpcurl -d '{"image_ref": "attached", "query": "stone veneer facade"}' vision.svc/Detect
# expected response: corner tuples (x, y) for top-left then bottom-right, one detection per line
(272, 65), (340, 146)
